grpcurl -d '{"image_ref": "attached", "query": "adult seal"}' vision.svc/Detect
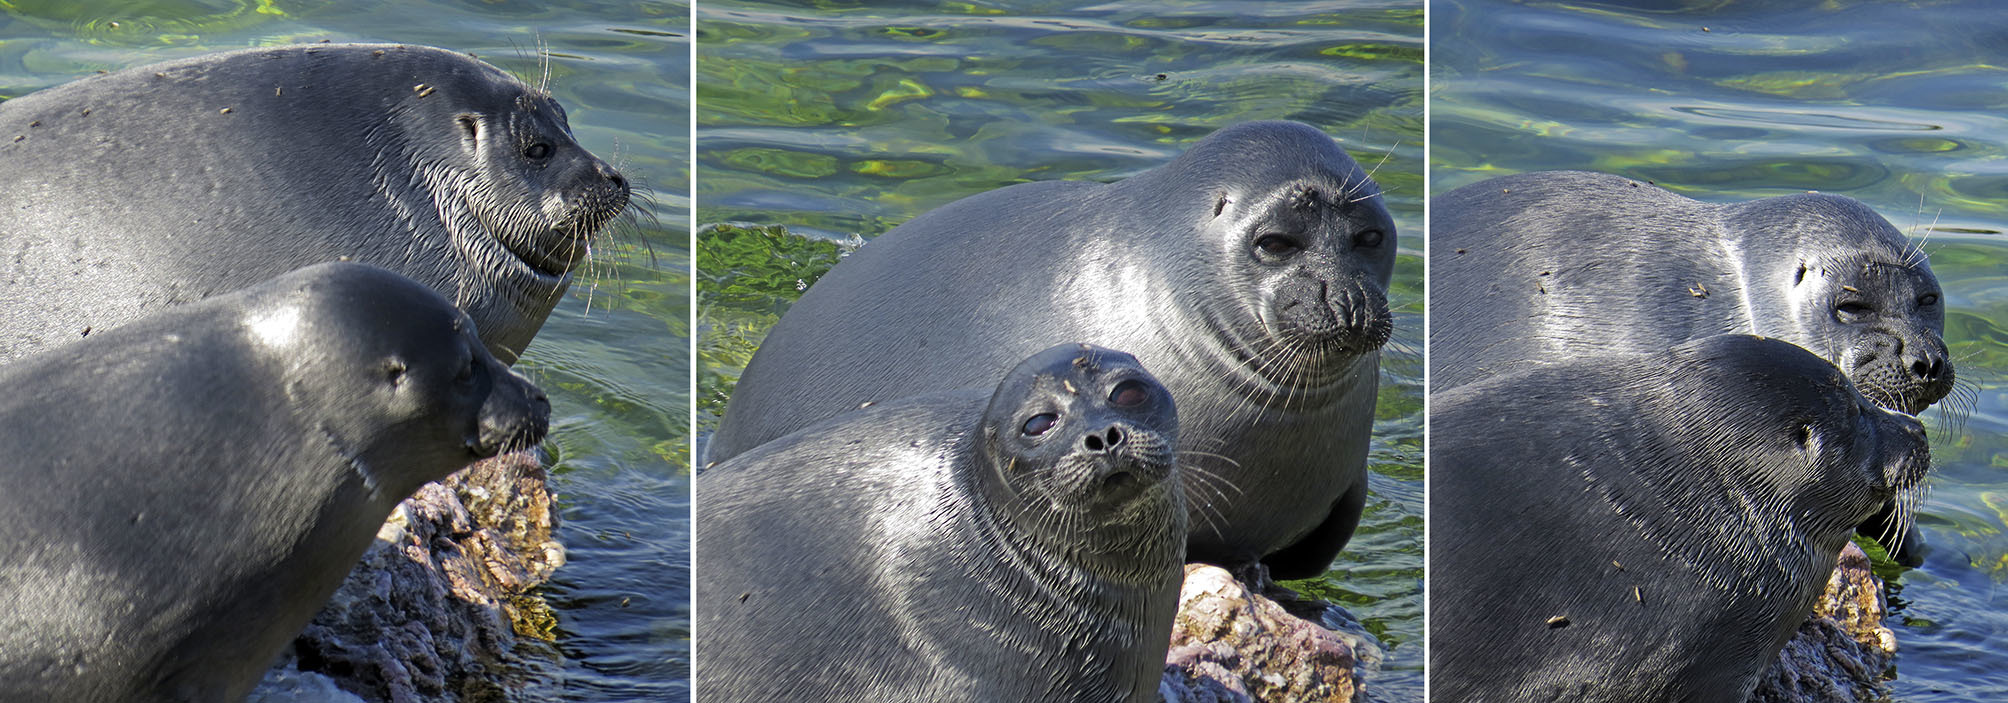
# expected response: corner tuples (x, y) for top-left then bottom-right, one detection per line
(0, 43), (630, 364)
(1432, 170), (1951, 559)
(1429, 335), (1929, 703)
(710, 120), (1396, 580)
(697, 343), (1184, 703)
(0, 262), (550, 702)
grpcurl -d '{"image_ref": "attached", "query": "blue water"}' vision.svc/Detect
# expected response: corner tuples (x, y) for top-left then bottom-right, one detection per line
(1433, 1), (2008, 698)
(0, 2), (691, 700)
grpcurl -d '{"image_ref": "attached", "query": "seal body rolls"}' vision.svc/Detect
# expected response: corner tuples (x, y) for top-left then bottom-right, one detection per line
(1427, 335), (1928, 703)
(696, 344), (1184, 702)
(0, 43), (630, 364)
(0, 262), (549, 702)
(709, 120), (1396, 579)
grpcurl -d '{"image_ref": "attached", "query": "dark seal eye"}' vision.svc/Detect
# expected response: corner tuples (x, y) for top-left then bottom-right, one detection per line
(1835, 301), (1873, 319)
(1022, 413), (1058, 437)
(524, 142), (552, 160)
(1109, 379), (1151, 407)
(1354, 229), (1385, 248)
(1254, 235), (1302, 258)
(1919, 293), (1940, 307)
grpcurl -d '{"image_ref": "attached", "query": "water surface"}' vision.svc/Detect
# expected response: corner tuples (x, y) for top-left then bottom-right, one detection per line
(1433, 1), (2008, 697)
(696, 1), (1422, 698)
(0, 2), (691, 700)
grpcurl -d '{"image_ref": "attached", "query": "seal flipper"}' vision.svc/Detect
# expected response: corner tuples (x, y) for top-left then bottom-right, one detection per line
(1260, 478), (1368, 581)
(1856, 500), (1924, 567)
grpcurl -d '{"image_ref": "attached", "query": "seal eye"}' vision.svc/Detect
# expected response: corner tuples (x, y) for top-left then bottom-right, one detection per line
(1022, 413), (1058, 437)
(1254, 235), (1302, 258)
(1919, 293), (1940, 307)
(1835, 301), (1873, 320)
(524, 143), (552, 160)
(1109, 379), (1150, 407)
(1354, 229), (1385, 248)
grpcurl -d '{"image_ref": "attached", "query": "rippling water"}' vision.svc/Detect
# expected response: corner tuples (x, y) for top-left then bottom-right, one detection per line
(0, 2), (690, 700)
(1433, 0), (2008, 698)
(696, 1), (1422, 699)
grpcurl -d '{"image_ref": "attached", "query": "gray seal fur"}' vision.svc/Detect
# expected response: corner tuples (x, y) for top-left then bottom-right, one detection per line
(0, 43), (630, 365)
(696, 343), (1184, 702)
(0, 262), (549, 702)
(1428, 334), (1928, 702)
(1432, 170), (1951, 559)
(709, 120), (1396, 579)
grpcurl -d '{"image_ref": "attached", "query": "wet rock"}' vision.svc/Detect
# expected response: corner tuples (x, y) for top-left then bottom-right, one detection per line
(1749, 542), (1896, 703)
(1162, 564), (1368, 703)
(252, 451), (564, 703)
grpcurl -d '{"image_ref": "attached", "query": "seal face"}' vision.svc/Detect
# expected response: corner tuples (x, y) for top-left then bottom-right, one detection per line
(709, 120), (1395, 579)
(696, 343), (1184, 703)
(0, 43), (630, 364)
(1431, 170), (1950, 559)
(1428, 335), (1928, 703)
(0, 262), (549, 702)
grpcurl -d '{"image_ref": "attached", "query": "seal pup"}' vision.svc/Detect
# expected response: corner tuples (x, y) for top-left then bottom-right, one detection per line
(0, 262), (550, 703)
(1428, 335), (1929, 703)
(696, 343), (1184, 702)
(0, 43), (631, 365)
(709, 120), (1395, 580)
(1432, 170), (1951, 560)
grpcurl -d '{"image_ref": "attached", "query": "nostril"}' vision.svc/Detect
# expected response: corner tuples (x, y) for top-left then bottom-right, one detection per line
(1105, 427), (1124, 447)
(1083, 435), (1104, 452)
(608, 171), (627, 189)
(1911, 358), (1942, 380)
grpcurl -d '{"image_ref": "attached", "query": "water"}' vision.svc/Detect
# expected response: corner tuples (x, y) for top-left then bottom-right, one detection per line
(695, 1), (1423, 699)
(1432, 0), (2008, 698)
(0, 3), (691, 700)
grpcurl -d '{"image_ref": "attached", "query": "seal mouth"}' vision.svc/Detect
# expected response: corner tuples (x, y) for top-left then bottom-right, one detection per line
(1843, 335), (1955, 416)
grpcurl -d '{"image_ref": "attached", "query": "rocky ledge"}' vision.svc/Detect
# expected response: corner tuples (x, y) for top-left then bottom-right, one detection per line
(1160, 565), (1372, 703)
(1750, 542), (1897, 703)
(250, 451), (564, 703)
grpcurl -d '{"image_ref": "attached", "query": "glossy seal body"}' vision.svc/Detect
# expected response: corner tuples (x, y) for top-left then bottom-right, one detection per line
(709, 121), (1396, 579)
(697, 344), (1184, 703)
(1428, 335), (1928, 703)
(0, 43), (630, 364)
(1432, 170), (1951, 558)
(0, 262), (549, 702)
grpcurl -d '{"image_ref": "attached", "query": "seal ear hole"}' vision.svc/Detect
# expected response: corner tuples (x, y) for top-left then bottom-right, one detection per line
(1794, 424), (1814, 450)
(455, 115), (480, 144)
(1022, 413), (1058, 437)
(1794, 264), (1808, 285)
(383, 359), (408, 386)
(1213, 196), (1229, 218)
(1919, 293), (1940, 307)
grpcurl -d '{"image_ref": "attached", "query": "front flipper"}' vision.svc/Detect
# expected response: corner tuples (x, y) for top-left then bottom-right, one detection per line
(1260, 478), (1368, 582)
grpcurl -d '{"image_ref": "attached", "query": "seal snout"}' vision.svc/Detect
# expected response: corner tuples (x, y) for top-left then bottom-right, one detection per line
(472, 370), (550, 457)
(1846, 330), (1955, 415)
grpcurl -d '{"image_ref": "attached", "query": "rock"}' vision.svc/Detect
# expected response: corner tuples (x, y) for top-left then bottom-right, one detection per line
(1748, 542), (1896, 703)
(253, 450), (565, 703)
(1162, 564), (1368, 703)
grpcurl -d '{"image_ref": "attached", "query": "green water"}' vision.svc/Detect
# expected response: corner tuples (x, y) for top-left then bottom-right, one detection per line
(1434, 0), (2008, 698)
(0, 2), (691, 700)
(695, 1), (1423, 699)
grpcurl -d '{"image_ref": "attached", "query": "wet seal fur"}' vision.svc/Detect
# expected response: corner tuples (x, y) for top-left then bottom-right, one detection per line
(697, 344), (1184, 702)
(1432, 170), (1951, 560)
(1428, 335), (1929, 703)
(708, 120), (1396, 580)
(0, 43), (630, 365)
(0, 262), (550, 702)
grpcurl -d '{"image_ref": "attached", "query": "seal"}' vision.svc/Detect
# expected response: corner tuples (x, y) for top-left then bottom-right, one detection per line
(0, 43), (631, 365)
(1432, 170), (1951, 559)
(696, 343), (1184, 702)
(708, 120), (1396, 580)
(0, 262), (550, 702)
(1428, 335), (1929, 703)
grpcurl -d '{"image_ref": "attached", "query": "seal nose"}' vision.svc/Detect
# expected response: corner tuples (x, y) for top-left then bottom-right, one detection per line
(597, 161), (628, 192)
(474, 370), (551, 457)
(1083, 425), (1125, 453)
(1904, 342), (1947, 383)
